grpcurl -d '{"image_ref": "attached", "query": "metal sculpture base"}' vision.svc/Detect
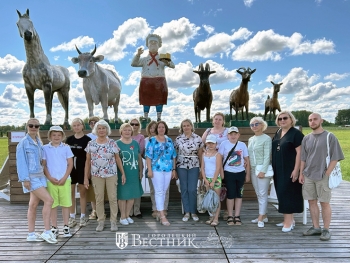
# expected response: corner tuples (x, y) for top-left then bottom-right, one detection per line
(230, 120), (250, 127)
(193, 122), (213, 128)
(141, 120), (150, 129)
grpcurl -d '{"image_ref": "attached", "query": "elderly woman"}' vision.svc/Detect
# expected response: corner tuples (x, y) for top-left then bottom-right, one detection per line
(272, 111), (304, 232)
(145, 121), (170, 218)
(145, 121), (177, 226)
(116, 123), (144, 225)
(84, 120), (125, 232)
(16, 118), (56, 243)
(174, 119), (203, 222)
(128, 118), (145, 219)
(248, 117), (272, 228)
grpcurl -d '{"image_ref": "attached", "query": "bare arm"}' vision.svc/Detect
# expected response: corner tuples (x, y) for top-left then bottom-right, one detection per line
(138, 153), (143, 180)
(291, 146), (301, 182)
(84, 153), (91, 189)
(146, 157), (153, 178)
(115, 153), (126, 185)
(244, 156), (251, 183)
(299, 160), (306, 184)
(325, 160), (338, 176)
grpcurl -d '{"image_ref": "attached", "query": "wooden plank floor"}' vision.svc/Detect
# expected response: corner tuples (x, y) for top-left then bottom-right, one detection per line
(1, 181), (350, 263)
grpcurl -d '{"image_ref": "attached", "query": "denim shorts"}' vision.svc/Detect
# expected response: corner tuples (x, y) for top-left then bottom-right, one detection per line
(22, 174), (47, 194)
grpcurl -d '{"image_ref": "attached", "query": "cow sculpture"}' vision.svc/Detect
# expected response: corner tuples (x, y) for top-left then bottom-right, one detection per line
(16, 9), (70, 125)
(71, 45), (121, 123)
(192, 63), (216, 123)
(264, 81), (282, 121)
(229, 67), (256, 120)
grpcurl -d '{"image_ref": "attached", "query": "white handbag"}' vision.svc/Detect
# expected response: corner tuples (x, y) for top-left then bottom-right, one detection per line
(326, 133), (342, 189)
(255, 164), (274, 178)
(253, 141), (274, 178)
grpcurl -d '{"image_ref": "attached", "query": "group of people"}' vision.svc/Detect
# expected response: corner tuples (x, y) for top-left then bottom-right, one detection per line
(17, 111), (344, 244)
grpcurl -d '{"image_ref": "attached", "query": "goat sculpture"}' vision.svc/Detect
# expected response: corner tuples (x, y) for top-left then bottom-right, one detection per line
(16, 9), (70, 125)
(192, 63), (216, 123)
(229, 67), (256, 120)
(264, 81), (282, 121)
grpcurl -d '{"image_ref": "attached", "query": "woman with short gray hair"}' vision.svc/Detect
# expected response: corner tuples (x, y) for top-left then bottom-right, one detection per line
(84, 120), (125, 232)
(248, 117), (272, 228)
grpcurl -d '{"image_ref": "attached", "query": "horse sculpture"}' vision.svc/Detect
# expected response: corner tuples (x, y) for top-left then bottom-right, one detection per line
(229, 67), (256, 120)
(192, 63), (216, 123)
(16, 9), (70, 125)
(264, 81), (282, 121)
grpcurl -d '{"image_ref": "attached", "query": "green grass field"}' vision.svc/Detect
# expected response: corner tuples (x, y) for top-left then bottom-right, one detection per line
(0, 138), (7, 170)
(0, 128), (349, 181)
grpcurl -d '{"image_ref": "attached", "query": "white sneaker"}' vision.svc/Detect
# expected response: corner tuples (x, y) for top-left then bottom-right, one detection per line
(251, 217), (268, 223)
(258, 221), (264, 228)
(51, 226), (59, 238)
(126, 217), (134, 224)
(96, 221), (104, 232)
(68, 217), (77, 228)
(26, 233), (44, 242)
(276, 220), (295, 227)
(120, 218), (129, 225)
(63, 225), (72, 237)
(41, 231), (58, 244)
(182, 213), (190, 222)
(80, 217), (88, 227)
(191, 214), (199, 222)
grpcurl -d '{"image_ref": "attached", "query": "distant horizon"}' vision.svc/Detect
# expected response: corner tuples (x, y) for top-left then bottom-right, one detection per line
(1, 0), (350, 127)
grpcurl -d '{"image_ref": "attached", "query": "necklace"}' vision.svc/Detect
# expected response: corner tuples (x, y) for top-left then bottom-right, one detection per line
(205, 150), (216, 158)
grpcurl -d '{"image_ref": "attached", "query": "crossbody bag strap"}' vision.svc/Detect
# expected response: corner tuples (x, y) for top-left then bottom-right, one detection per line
(326, 132), (331, 167)
(223, 142), (238, 167)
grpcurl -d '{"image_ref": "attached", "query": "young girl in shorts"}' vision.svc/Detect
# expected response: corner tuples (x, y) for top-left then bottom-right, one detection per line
(218, 126), (250, 226)
(201, 134), (222, 226)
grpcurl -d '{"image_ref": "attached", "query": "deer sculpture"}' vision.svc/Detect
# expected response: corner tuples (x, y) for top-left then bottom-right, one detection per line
(264, 81), (282, 121)
(16, 9), (70, 125)
(229, 67), (256, 120)
(192, 63), (216, 123)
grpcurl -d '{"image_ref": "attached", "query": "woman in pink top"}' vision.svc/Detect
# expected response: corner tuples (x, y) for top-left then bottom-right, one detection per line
(129, 118), (145, 218)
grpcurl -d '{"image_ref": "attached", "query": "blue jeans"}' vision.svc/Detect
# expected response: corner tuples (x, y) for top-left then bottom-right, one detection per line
(177, 167), (199, 214)
(143, 105), (163, 113)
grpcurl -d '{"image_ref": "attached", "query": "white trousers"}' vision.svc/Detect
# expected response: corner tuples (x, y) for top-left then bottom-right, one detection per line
(250, 168), (271, 215)
(151, 171), (172, 211)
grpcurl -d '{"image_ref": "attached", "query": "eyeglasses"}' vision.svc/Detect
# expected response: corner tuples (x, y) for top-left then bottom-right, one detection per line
(250, 123), (260, 127)
(130, 123), (139, 126)
(278, 117), (289, 121)
(28, 124), (40, 129)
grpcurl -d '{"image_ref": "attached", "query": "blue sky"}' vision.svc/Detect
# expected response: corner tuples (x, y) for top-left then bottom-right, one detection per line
(1, 0), (350, 127)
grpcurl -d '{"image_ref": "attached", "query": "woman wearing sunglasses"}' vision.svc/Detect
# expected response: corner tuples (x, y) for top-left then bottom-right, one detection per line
(247, 117), (272, 228)
(128, 118), (145, 218)
(272, 111), (304, 232)
(16, 118), (57, 243)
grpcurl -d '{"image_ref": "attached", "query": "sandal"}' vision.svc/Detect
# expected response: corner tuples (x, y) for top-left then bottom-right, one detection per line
(227, 216), (235, 226)
(205, 218), (213, 225)
(160, 216), (170, 226)
(211, 220), (219, 226)
(234, 216), (242, 226)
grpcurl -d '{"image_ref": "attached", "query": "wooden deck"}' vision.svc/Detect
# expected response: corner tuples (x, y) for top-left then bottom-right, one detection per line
(1, 181), (350, 263)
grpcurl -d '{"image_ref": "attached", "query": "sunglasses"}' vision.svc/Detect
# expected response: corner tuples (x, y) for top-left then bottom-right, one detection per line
(28, 124), (40, 129)
(278, 117), (289, 121)
(130, 123), (139, 126)
(250, 123), (260, 127)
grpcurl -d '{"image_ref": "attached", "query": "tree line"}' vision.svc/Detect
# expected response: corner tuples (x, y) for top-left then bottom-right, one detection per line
(1, 109), (348, 137)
